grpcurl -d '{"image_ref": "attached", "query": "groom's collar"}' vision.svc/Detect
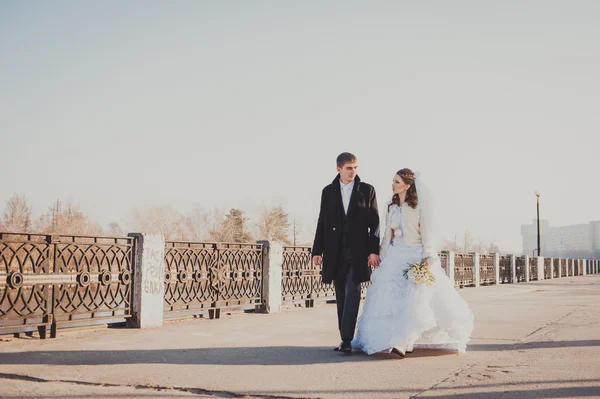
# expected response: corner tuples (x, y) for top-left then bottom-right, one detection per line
(332, 174), (361, 188)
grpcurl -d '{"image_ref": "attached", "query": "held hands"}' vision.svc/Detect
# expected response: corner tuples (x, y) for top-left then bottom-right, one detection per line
(369, 254), (381, 269)
(421, 257), (430, 269)
(314, 254), (382, 269)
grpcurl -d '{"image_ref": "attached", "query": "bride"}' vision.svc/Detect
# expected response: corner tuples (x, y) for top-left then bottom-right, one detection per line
(352, 168), (474, 356)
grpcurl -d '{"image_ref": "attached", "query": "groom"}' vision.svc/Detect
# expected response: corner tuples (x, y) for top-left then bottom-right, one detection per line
(312, 152), (381, 354)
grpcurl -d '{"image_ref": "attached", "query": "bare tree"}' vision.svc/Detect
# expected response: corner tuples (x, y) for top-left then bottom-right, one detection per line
(178, 206), (224, 241)
(257, 205), (291, 244)
(129, 205), (184, 241)
(34, 199), (103, 235)
(210, 208), (253, 243)
(108, 222), (124, 237)
(476, 238), (488, 254)
(291, 218), (302, 246)
(1, 194), (32, 232)
(443, 231), (502, 254)
(463, 230), (472, 253)
(442, 232), (459, 252)
(488, 241), (501, 254)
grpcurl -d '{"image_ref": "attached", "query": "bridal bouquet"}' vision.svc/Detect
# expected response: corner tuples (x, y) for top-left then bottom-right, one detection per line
(403, 262), (436, 286)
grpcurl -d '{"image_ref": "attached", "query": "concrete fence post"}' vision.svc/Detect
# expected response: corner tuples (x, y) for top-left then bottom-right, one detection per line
(128, 233), (165, 329)
(557, 259), (562, 278)
(257, 240), (283, 314)
(447, 251), (455, 285)
(473, 252), (480, 287)
(510, 255), (517, 283)
(537, 256), (544, 281)
(569, 259), (574, 277)
(493, 253), (500, 285)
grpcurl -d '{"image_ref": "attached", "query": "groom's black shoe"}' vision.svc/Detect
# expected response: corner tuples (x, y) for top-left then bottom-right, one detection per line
(333, 342), (344, 352)
(339, 340), (352, 355)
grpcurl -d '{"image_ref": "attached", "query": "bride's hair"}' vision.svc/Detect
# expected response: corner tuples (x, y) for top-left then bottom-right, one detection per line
(390, 168), (418, 209)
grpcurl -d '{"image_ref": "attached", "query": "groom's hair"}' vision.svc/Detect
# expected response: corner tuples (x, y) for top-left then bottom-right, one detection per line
(336, 152), (357, 168)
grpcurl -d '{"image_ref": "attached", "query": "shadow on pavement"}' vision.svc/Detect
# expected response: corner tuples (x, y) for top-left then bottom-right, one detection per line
(0, 345), (456, 366)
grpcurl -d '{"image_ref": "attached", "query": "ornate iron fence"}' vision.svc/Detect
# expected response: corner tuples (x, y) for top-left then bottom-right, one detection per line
(280, 246), (369, 306)
(439, 251), (448, 276)
(479, 255), (495, 285)
(454, 253), (475, 287)
(528, 257), (538, 281)
(163, 242), (263, 319)
(553, 258), (560, 278)
(499, 255), (512, 283)
(586, 260), (591, 274)
(515, 256), (526, 282)
(567, 259), (573, 276)
(544, 258), (552, 279)
(0, 232), (133, 338)
(562, 258), (568, 276)
(281, 246), (317, 306)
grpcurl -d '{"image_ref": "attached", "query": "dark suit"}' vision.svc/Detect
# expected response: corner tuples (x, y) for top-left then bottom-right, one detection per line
(312, 174), (380, 341)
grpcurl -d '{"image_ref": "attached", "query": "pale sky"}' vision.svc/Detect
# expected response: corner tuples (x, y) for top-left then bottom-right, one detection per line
(1, 1), (599, 253)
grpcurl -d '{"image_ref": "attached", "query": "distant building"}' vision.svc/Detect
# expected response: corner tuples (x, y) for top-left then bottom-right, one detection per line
(521, 220), (600, 258)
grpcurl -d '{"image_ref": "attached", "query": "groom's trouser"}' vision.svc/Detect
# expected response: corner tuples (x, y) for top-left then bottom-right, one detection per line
(334, 264), (362, 341)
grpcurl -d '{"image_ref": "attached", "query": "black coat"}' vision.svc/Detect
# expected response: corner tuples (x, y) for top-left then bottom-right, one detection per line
(312, 175), (380, 284)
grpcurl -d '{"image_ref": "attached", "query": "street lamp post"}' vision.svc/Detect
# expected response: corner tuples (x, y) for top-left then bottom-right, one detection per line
(535, 191), (541, 257)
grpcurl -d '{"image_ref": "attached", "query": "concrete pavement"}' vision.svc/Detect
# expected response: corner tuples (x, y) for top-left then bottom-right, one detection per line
(1, 276), (599, 399)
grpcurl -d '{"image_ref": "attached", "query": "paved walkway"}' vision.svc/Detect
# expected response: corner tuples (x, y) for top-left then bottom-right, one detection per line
(1, 276), (600, 399)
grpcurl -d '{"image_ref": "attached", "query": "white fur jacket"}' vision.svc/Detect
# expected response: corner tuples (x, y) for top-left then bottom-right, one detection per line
(379, 199), (439, 262)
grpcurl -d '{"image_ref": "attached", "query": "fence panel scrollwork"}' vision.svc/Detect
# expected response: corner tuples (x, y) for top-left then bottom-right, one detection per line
(52, 235), (133, 327)
(163, 242), (263, 318)
(567, 259), (573, 276)
(479, 255), (495, 285)
(439, 252), (448, 276)
(281, 246), (336, 306)
(515, 256), (526, 282)
(454, 253), (475, 287)
(281, 246), (315, 305)
(544, 258), (552, 279)
(499, 256), (512, 283)
(0, 232), (133, 338)
(529, 257), (538, 281)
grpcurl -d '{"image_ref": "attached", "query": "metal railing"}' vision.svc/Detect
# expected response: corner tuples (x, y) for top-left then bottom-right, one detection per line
(544, 258), (552, 279)
(0, 232), (133, 338)
(529, 257), (538, 281)
(499, 255), (512, 283)
(163, 241), (263, 319)
(454, 253), (475, 287)
(439, 251), (448, 276)
(479, 254), (495, 285)
(515, 256), (526, 282)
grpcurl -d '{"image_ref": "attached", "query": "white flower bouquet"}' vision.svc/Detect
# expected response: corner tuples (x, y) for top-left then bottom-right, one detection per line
(403, 262), (435, 286)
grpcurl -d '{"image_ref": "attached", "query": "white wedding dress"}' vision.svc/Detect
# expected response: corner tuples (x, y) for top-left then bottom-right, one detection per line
(352, 204), (474, 355)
